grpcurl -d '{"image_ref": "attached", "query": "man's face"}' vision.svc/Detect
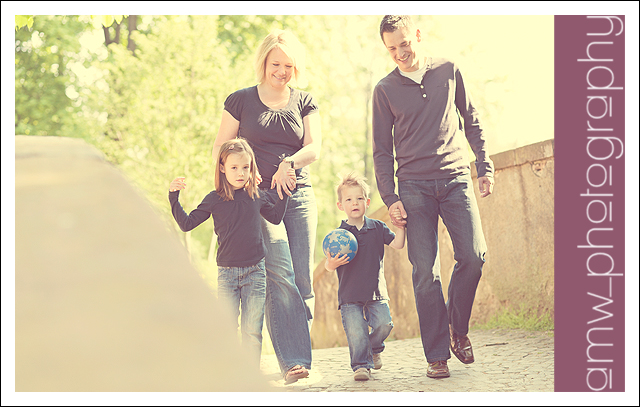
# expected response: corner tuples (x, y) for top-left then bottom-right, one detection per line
(382, 26), (422, 73)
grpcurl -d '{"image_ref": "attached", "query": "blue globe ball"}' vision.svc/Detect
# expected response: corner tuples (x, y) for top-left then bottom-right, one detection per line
(322, 228), (358, 262)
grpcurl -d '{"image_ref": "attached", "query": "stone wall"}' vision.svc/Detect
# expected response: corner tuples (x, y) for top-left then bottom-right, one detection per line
(310, 139), (555, 349)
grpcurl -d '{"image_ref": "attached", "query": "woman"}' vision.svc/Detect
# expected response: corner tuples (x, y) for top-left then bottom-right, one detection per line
(212, 29), (321, 384)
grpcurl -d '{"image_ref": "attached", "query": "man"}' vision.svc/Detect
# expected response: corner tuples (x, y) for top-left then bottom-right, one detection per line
(372, 15), (494, 379)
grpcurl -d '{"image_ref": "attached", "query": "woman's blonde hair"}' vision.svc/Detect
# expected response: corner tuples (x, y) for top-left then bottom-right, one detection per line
(215, 138), (259, 201)
(254, 29), (307, 88)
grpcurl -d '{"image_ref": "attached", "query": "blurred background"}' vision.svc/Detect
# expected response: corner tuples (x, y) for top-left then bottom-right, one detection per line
(13, 14), (554, 285)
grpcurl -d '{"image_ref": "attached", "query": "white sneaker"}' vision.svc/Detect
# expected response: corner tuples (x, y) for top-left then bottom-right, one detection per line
(354, 368), (370, 381)
(372, 353), (382, 370)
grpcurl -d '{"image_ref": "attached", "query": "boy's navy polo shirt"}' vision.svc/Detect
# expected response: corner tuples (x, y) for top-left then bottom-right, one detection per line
(335, 216), (395, 309)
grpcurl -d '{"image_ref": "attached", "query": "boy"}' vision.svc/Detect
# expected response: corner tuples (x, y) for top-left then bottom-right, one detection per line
(324, 172), (405, 381)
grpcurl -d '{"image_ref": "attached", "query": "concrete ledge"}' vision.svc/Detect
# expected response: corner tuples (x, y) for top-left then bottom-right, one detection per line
(15, 136), (270, 391)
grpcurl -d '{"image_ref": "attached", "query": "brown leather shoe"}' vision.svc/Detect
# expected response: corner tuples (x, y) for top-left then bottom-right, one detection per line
(426, 360), (450, 378)
(450, 324), (474, 364)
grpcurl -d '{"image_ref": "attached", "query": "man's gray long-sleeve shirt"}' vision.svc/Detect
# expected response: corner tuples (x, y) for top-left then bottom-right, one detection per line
(372, 57), (494, 208)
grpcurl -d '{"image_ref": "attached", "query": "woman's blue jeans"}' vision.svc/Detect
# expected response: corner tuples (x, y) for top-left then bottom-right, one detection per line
(340, 300), (394, 371)
(217, 259), (266, 368)
(398, 173), (486, 363)
(261, 186), (316, 374)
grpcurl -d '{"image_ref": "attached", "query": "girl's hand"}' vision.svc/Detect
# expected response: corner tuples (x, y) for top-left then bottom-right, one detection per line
(169, 177), (186, 192)
(255, 169), (263, 186)
(270, 162), (297, 200)
(325, 252), (350, 271)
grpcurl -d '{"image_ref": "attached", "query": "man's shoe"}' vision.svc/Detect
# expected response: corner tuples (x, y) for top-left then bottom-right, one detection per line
(426, 360), (450, 378)
(372, 353), (382, 370)
(450, 324), (475, 364)
(354, 368), (370, 381)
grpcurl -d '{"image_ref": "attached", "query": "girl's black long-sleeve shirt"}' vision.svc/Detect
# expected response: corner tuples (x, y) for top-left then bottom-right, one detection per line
(169, 188), (287, 267)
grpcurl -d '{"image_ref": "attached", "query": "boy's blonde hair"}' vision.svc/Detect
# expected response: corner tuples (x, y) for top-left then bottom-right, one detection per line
(336, 171), (370, 202)
(215, 138), (259, 201)
(254, 29), (308, 88)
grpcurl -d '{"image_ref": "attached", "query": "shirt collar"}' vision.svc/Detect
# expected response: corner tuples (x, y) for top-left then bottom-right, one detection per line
(340, 216), (375, 232)
(393, 56), (432, 85)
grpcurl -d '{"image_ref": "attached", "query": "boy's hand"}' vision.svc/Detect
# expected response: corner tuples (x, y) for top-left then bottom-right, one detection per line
(324, 252), (350, 271)
(169, 177), (186, 192)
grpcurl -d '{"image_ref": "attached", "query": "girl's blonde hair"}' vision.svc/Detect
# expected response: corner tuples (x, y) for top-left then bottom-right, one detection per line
(336, 171), (370, 202)
(215, 138), (259, 201)
(254, 29), (308, 88)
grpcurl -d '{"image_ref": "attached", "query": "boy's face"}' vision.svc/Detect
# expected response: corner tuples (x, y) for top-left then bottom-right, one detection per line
(221, 152), (252, 190)
(337, 185), (370, 220)
(382, 26), (423, 73)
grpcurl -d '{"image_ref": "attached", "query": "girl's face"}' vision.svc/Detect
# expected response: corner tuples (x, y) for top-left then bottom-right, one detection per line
(221, 152), (252, 190)
(264, 47), (295, 89)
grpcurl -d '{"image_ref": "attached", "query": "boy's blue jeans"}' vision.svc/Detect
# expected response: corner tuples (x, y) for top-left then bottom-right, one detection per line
(340, 300), (394, 371)
(398, 173), (486, 363)
(217, 259), (266, 367)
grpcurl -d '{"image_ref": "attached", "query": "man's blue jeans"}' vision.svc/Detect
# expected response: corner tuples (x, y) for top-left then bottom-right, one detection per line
(340, 300), (394, 371)
(399, 173), (486, 363)
(261, 186), (316, 374)
(217, 259), (266, 367)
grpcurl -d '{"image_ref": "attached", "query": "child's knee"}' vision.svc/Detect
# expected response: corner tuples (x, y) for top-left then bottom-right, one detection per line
(376, 321), (394, 336)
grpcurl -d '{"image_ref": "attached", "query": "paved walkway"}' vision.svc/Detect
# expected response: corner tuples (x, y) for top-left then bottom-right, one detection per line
(260, 329), (554, 392)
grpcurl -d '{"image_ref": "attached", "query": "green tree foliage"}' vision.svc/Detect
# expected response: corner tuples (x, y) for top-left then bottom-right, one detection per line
(94, 16), (257, 271)
(15, 16), (94, 138)
(15, 15), (507, 277)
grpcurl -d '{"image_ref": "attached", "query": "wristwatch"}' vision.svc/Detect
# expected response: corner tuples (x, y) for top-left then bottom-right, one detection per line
(282, 156), (294, 169)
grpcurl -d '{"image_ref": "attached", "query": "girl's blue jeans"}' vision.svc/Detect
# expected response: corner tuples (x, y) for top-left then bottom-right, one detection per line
(217, 259), (266, 367)
(340, 300), (394, 371)
(398, 173), (486, 363)
(260, 186), (316, 375)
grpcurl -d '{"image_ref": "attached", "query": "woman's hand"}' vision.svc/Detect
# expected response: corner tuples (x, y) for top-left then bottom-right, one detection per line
(169, 177), (186, 192)
(271, 162), (296, 200)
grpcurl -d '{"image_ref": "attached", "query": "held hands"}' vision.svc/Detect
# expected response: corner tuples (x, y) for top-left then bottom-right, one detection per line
(390, 206), (406, 229)
(389, 200), (407, 227)
(325, 252), (350, 272)
(271, 162), (296, 200)
(169, 177), (186, 192)
(478, 176), (494, 198)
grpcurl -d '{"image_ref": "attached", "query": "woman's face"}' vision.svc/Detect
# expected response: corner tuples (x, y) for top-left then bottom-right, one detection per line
(264, 47), (295, 89)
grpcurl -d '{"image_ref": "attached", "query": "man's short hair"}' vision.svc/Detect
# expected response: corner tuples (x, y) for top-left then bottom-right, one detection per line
(336, 171), (370, 202)
(379, 15), (415, 41)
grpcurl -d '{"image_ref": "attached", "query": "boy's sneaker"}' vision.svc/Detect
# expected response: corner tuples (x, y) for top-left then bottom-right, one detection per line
(354, 368), (370, 381)
(372, 353), (382, 370)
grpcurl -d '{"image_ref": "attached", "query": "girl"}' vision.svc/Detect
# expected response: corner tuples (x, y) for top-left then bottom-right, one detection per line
(168, 138), (290, 367)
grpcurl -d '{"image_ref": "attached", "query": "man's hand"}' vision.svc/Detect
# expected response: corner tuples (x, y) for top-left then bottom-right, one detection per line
(478, 176), (494, 198)
(389, 200), (407, 227)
